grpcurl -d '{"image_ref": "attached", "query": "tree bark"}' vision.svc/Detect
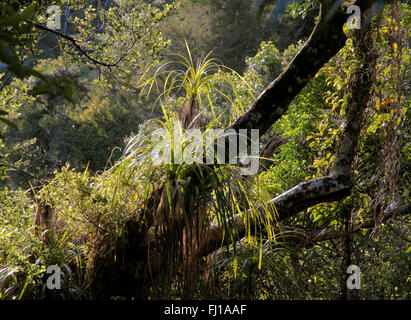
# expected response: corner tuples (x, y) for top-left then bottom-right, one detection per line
(201, 1), (383, 257)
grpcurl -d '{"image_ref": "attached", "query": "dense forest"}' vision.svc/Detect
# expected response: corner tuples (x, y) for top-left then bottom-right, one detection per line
(0, 0), (410, 300)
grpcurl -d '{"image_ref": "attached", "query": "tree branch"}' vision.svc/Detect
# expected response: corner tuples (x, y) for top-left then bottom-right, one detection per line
(229, 2), (348, 136)
(229, 0), (382, 137)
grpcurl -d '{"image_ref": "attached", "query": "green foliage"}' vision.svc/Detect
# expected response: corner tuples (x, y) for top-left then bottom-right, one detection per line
(0, 0), (174, 135)
(61, 0), (175, 84)
(0, 161), (146, 299)
(140, 41), (255, 126)
(203, 243), (303, 299)
(162, 0), (314, 72)
(1, 73), (147, 189)
(0, 0), (409, 301)
(0, 1), (74, 106)
(39, 164), (141, 239)
(200, 3), (410, 300)
(0, 188), (43, 299)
